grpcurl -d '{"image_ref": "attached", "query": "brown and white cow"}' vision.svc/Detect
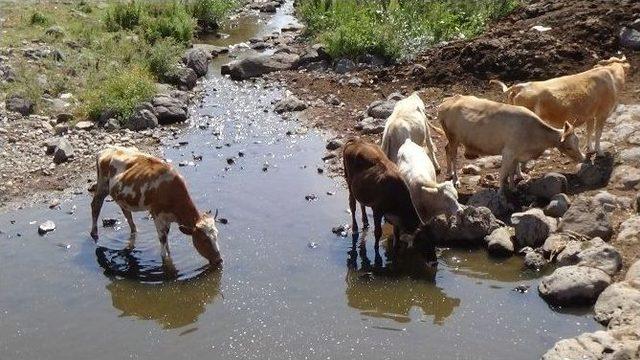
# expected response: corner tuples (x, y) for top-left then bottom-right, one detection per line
(90, 146), (221, 266)
(343, 138), (437, 266)
(490, 56), (631, 155)
(437, 95), (585, 191)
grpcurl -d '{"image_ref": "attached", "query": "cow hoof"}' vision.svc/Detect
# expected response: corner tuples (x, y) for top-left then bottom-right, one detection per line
(90, 231), (98, 241)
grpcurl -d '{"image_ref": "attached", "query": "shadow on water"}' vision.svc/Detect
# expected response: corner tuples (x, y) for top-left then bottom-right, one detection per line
(345, 230), (461, 325)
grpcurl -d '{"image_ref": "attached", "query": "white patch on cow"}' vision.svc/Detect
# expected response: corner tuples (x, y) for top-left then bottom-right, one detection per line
(196, 217), (219, 250)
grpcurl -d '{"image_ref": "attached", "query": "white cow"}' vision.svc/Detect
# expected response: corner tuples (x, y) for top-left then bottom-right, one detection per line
(381, 93), (441, 172)
(397, 139), (462, 224)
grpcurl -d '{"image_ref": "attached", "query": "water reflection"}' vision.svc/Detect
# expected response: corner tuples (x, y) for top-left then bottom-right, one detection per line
(345, 231), (461, 325)
(96, 247), (222, 329)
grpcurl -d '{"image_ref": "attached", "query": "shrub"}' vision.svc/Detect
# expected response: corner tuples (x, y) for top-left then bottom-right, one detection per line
(142, 2), (195, 44)
(30, 11), (48, 25)
(145, 37), (183, 80)
(297, 0), (519, 61)
(187, 0), (238, 32)
(83, 66), (155, 121)
(104, 1), (142, 31)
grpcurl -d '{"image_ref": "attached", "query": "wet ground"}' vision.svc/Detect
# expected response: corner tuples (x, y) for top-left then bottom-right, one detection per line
(0, 2), (602, 359)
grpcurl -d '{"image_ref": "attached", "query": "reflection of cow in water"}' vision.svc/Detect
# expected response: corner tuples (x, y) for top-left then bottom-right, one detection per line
(97, 246), (222, 329)
(344, 231), (460, 325)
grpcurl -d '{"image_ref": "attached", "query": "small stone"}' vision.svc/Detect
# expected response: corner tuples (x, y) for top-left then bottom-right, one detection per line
(75, 121), (94, 131)
(38, 220), (56, 235)
(326, 138), (344, 151)
(462, 164), (481, 175)
(305, 194), (318, 201)
(49, 199), (60, 209)
(511, 208), (555, 249)
(485, 227), (514, 256)
(524, 250), (548, 270)
(544, 193), (570, 218)
(53, 138), (74, 164)
(102, 218), (117, 227)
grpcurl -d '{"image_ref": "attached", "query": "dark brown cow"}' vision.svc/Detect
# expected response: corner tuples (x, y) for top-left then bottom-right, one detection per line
(343, 138), (436, 265)
(90, 146), (221, 266)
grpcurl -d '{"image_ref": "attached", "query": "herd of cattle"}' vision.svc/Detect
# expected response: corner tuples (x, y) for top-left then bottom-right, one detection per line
(89, 56), (630, 267)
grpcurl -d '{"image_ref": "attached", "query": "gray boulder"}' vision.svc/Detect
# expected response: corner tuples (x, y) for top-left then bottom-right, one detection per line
(53, 138), (74, 164)
(574, 237), (622, 276)
(104, 118), (120, 132)
(511, 208), (555, 249)
(615, 215), (640, 247)
(559, 196), (613, 241)
(527, 172), (567, 200)
(485, 227), (514, 256)
(428, 206), (502, 245)
(126, 105), (158, 131)
(355, 117), (385, 135)
(45, 25), (65, 38)
(334, 58), (356, 74)
(620, 26), (640, 50)
(538, 265), (611, 306)
(366, 100), (396, 119)
(183, 48), (210, 77)
(152, 95), (187, 124)
(164, 65), (197, 90)
(575, 155), (613, 187)
(544, 193), (570, 218)
(611, 165), (640, 190)
(221, 53), (300, 80)
(556, 240), (583, 267)
(524, 250), (548, 270)
(594, 281), (640, 328)
(542, 326), (640, 360)
(542, 233), (571, 258)
(6, 94), (34, 116)
(467, 188), (518, 220)
(274, 95), (307, 113)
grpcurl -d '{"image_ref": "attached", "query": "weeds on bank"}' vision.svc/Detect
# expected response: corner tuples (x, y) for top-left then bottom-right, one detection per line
(0, 0), (240, 121)
(297, 0), (519, 61)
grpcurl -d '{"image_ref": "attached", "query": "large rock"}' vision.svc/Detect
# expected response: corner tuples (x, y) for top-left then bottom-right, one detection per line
(527, 172), (567, 200)
(6, 94), (34, 116)
(182, 48), (210, 77)
(53, 138), (74, 164)
(628, 259), (640, 282)
(542, 326), (640, 360)
(575, 154), (614, 187)
(556, 239), (583, 266)
(620, 26), (640, 50)
(296, 45), (331, 69)
(524, 250), (548, 270)
(611, 165), (640, 190)
(574, 237), (622, 276)
(366, 100), (396, 119)
(355, 117), (385, 135)
(334, 58), (356, 74)
(274, 95), (307, 113)
(614, 215), (640, 247)
(221, 53), (300, 80)
(484, 227), (514, 256)
(428, 206), (502, 245)
(594, 281), (640, 328)
(467, 188), (518, 220)
(511, 208), (555, 249)
(538, 265), (611, 306)
(544, 193), (570, 218)
(164, 65), (197, 90)
(542, 233), (571, 258)
(126, 104), (158, 131)
(559, 196), (613, 241)
(151, 95), (187, 124)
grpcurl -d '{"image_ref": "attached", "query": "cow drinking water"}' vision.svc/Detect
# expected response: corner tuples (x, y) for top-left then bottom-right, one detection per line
(90, 146), (222, 266)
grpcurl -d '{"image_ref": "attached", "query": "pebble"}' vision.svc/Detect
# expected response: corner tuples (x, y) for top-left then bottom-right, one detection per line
(102, 218), (118, 227)
(38, 220), (56, 235)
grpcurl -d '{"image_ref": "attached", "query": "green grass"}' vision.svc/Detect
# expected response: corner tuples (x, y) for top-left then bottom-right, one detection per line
(297, 0), (519, 61)
(0, 0), (242, 121)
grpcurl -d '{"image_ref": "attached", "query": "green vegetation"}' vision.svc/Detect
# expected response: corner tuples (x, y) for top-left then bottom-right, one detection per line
(297, 0), (519, 61)
(0, 0), (241, 120)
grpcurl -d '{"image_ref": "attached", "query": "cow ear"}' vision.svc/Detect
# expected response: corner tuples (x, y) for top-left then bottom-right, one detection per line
(179, 225), (194, 235)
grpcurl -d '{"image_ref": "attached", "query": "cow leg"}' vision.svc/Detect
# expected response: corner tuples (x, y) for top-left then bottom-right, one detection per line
(585, 118), (595, 153)
(393, 225), (402, 251)
(424, 138), (440, 175)
(594, 113), (609, 156)
(349, 192), (359, 233)
(445, 141), (459, 187)
(90, 189), (108, 241)
(361, 204), (369, 229)
(153, 216), (172, 260)
(500, 151), (518, 192)
(119, 206), (137, 250)
(372, 210), (383, 250)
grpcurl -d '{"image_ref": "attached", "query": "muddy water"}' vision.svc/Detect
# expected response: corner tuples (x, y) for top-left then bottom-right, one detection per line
(0, 3), (601, 360)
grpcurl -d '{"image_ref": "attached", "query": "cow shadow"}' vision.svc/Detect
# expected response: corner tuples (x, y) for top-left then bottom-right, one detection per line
(344, 231), (461, 325)
(96, 247), (223, 329)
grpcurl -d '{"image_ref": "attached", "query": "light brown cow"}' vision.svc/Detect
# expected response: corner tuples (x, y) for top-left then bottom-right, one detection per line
(438, 95), (585, 191)
(90, 146), (221, 266)
(490, 56), (631, 155)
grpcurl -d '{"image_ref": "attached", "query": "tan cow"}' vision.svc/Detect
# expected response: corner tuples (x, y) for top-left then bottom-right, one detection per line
(381, 92), (441, 172)
(438, 95), (585, 191)
(490, 56), (631, 155)
(90, 146), (222, 266)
